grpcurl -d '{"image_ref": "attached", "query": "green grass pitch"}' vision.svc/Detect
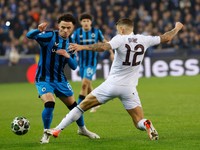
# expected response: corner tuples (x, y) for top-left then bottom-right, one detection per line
(0, 75), (199, 150)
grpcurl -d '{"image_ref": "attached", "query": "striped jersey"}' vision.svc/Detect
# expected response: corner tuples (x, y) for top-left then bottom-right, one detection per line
(71, 27), (104, 67)
(26, 29), (77, 82)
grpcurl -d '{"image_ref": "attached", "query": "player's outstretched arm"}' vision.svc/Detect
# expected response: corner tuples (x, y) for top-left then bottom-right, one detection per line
(160, 22), (183, 43)
(103, 39), (114, 61)
(69, 42), (112, 52)
(26, 22), (48, 39)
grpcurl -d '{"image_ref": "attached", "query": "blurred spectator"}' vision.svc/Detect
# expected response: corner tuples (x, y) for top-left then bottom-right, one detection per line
(0, 0), (199, 57)
(8, 42), (20, 66)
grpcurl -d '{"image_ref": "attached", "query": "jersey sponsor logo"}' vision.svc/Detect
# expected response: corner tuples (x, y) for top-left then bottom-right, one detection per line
(52, 42), (59, 52)
(80, 39), (95, 43)
(54, 42), (59, 46)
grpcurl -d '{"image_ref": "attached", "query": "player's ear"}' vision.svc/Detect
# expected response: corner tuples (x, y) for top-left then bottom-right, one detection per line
(80, 20), (84, 26)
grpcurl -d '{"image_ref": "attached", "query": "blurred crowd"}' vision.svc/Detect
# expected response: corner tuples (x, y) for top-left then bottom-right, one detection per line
(0, 0), (199, 58)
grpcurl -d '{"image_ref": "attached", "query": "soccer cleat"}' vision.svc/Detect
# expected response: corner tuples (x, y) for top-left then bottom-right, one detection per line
(144, 120), (159, 140)
(78, 127), (100, 139)
(45, 128), (61, 138)
(40, 129), (50, 144)
(90, 105), (101, 113)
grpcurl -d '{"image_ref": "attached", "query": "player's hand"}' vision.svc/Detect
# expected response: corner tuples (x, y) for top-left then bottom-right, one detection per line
(38, 22), (48, 32)
(175, 22), (183, 31)
(69, 43), (83, 52)
(56, 49), (70, 58)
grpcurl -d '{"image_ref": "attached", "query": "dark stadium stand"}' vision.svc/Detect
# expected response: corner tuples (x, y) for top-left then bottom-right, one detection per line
(0, 0), (199, 59)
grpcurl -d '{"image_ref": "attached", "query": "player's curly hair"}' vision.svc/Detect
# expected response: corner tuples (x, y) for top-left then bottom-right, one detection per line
(79, 13), (93, 21)
(57, 13), (76, 25)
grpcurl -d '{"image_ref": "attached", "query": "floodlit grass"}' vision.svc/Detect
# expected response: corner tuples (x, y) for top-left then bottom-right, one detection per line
(0, 75), (199, 150)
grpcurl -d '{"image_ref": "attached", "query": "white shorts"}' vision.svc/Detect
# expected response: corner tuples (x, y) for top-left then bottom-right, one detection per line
(91, 81), (142, 110)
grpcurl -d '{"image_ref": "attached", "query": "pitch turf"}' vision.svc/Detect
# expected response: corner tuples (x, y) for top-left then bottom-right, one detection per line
(0, 75), (199, 150)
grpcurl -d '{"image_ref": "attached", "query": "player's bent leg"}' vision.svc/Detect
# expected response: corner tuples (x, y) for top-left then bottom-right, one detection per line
(46, 95), (100, 139)
(64, 99), (100, 139)
(45, 105), (83, 138)
(79, 93), (101, 111)
(126, 106), (158, 140)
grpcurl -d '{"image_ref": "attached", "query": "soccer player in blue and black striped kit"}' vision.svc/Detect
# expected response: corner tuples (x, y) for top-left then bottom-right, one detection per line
(71, 13), (113, 114)
(26, 13), (99, 144)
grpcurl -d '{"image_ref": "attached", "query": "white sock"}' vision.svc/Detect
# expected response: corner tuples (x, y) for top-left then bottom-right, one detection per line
(137, 119), (147, 131)
(56, 106), (84, 130)
(79, 125), (86, 130)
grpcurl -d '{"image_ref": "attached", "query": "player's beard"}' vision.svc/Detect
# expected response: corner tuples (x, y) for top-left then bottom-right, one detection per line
(60, 31), (69, 39)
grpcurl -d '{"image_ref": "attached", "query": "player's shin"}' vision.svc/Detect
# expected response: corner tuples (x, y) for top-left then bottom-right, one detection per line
(67, 101), (85, 127)
(78, 95), (85, 104)
(42, 101), (55, 129)
(76, 95), (85, 126)
(55, 106), (84, 130)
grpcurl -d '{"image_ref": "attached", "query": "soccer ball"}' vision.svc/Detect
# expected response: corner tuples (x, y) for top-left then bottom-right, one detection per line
(11, 116), (30, 135)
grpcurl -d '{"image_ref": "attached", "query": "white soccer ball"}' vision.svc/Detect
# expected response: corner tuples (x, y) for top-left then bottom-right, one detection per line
(11, 116), (30, 135)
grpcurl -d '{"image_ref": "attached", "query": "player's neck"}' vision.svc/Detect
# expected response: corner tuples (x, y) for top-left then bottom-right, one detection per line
(123, 31), (132, 35)
(82, 27), (92, 32)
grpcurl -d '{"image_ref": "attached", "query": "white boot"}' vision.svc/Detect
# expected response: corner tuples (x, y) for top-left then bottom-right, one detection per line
(78, 126), (100, 139)
(40, 129), (50, 144)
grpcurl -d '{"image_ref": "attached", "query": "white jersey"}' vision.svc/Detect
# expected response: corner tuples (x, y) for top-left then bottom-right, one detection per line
(107, 32), (160, 86)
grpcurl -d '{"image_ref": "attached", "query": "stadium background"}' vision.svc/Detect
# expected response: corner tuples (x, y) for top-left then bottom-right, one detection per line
(0, 0), (199, 82)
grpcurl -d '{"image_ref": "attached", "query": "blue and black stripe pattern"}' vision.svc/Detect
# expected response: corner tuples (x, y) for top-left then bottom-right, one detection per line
(72, 27), (104, 67)
(26, 29), (76, 82)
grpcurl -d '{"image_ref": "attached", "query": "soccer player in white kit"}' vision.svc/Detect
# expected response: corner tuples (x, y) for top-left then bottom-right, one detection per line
(46, 19), (183, 140)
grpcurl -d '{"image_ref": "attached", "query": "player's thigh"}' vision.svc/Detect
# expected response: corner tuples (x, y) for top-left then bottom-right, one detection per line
(91, 81), (117, 104)
(120, 87), (142, 110)
(59, 96), (75, 107)
(126, 106), (144, 125)
(35, 82), (55, 102)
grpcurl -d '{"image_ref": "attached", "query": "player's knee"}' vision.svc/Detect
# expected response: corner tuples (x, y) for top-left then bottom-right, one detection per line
(67, 101), (77, 110)
(44, 101), (55, 108)
(81, 82), (89, 90)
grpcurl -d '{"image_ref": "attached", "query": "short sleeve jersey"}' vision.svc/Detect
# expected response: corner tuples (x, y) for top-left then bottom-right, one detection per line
(108, 32), (160, 86)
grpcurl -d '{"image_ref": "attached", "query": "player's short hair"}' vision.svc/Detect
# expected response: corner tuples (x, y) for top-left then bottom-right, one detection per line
(116, 18), (133, 27)
(57, 13), (76, 25)
(79, 13), (93, 21)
